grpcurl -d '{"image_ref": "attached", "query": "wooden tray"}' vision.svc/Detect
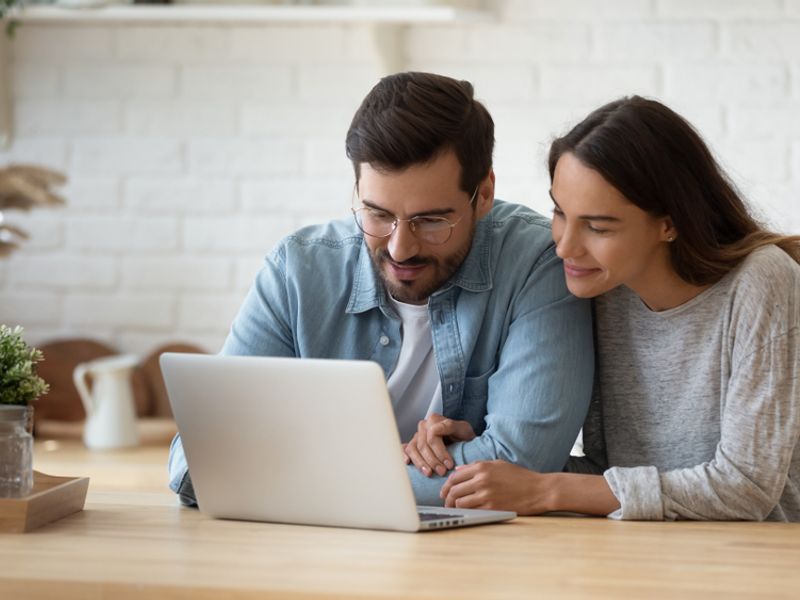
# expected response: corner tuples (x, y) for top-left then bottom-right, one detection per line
(0, 471), (89, 533)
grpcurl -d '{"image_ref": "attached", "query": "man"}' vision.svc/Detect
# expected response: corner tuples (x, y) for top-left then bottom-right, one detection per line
(169, 72), (593, 506)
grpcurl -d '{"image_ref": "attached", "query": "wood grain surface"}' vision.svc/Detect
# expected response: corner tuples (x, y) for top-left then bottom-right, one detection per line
(1, 440), (796, 600)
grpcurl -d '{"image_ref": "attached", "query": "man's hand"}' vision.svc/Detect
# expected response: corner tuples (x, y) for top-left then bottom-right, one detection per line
(440, 460), (554, 514)
(402, 413), (475, 477)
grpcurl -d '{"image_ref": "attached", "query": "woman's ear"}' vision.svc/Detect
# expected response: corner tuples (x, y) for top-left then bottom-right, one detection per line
(661, 216), (678, 242)
(475, 169), (495, 219)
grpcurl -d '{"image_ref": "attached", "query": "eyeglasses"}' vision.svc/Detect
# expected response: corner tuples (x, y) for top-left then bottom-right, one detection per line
(352, 185), (479, 246)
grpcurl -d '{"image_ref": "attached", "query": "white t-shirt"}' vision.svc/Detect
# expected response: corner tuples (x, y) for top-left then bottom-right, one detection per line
(386, 297), (443, 443)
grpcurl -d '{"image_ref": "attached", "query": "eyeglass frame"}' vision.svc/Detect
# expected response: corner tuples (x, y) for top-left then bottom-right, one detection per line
(351, 184), (480, 246)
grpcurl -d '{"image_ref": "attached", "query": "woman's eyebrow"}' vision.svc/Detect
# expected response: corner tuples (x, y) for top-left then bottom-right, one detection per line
(548, 190), (621, 222)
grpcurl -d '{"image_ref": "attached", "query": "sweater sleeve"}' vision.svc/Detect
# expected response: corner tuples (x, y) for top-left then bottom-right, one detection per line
(604, 329), (800, 520)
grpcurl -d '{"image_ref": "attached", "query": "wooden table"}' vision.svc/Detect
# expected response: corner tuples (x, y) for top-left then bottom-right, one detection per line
(1, 440), (799, 599)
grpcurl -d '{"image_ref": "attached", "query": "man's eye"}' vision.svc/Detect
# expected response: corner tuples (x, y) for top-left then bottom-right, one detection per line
(367, 209), (393, 222)
(414, 217), (448, 230)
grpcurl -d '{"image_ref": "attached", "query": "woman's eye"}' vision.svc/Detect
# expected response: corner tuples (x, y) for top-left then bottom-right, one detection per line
(552, 207), (564, 218)
(587, 224), (610, 234)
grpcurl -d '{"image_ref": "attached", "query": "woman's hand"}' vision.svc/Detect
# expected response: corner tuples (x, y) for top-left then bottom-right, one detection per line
(403, 413), (476, 477)
(441, 461), (621, 516)
(439, 460), (556, 514)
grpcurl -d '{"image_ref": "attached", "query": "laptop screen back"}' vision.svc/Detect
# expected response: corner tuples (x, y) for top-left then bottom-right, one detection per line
(161, 353), (422, 531)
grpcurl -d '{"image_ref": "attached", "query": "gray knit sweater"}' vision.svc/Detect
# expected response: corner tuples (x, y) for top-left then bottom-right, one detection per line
(567, 245), (800, 521)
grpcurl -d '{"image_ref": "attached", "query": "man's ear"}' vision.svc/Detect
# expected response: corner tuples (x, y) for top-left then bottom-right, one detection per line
(475, 169), (495, 219)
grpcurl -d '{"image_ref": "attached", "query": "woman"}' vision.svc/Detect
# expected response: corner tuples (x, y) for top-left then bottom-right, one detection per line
(439, 96), (800, 520)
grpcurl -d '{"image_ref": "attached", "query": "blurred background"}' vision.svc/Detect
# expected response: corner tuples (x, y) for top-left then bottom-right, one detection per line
(1, 0), (799, 357)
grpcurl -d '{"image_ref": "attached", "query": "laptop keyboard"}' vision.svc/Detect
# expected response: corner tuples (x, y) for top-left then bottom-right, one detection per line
(418, 511), (465, 522)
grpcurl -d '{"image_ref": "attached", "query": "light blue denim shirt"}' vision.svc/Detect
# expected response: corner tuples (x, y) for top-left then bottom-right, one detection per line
(168, 200), (593, 506)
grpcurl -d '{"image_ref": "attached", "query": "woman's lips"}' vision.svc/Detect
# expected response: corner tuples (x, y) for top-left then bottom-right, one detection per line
(564, 263), (601, 278)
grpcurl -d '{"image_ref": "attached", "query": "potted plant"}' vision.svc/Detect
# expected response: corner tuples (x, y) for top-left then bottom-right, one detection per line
(0, 325), (47, 497)
(0, 0), (32, 37)
(0, 324), (48, 413)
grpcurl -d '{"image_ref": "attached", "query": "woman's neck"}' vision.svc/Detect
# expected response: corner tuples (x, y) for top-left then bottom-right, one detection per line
(629, 262), (711, 312)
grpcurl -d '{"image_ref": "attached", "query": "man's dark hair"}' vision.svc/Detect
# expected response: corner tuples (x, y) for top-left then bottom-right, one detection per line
(346, 72), (494, 194)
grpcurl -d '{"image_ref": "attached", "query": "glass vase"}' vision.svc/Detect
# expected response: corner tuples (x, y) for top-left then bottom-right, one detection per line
(0, 405), (34, 498)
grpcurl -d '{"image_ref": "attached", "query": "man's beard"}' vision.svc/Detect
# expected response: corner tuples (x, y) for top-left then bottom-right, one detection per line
(369, 228), (476, 304)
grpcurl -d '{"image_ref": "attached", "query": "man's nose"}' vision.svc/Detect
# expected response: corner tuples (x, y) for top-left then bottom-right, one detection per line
(387, 221), (421, 263)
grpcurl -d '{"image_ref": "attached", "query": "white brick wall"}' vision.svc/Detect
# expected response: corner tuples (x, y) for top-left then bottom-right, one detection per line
(115, 26), (232, 62)
(11, 65), (60, 99)
(6, 255), (116, 289)
(597, 22), (718, 61)
(121, 257), (232, 291)
(63, 293), (175, 329)
(124, 101), (237, 137)
(0, 138), (68, 170)
(539, 65), (660, 102)
(501, 0), (654, 20)
(664, 64), (790, 101)
(1, 4), (799, 356)
(124, 179), (236, 214)
(724, 23), (800, 59)
(71, 139), (183, 175)
(0, 292), (61, 325)
(64, 66), (176, 100)
(61, 178), (120, 212)
(187, 139), (302, 176)
(656, 0), (784, 19)
(16, 100), (121, 136)
(65, 217), (179, 252)
(183, 216), (295, 252)
(180, 66), (292, 101)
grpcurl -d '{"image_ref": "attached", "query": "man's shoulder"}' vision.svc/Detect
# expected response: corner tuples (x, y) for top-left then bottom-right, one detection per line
(488, 200), (557, 263)
(279, 217), (363, 252)
(490, 199), (552, 232)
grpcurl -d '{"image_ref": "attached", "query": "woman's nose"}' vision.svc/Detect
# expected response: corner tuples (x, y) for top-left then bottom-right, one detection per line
(554, 223), (581, 260)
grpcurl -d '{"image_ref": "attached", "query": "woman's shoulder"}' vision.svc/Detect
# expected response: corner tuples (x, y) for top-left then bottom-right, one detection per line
(725, 245), (800, 340)
(729, 245), (800, 299)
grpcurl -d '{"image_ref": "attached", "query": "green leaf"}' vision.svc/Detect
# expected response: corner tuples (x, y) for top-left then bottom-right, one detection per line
(0, 324), (49, 405)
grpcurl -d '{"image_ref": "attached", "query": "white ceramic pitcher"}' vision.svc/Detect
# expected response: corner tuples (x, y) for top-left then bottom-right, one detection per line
(73, 355), (140, 450)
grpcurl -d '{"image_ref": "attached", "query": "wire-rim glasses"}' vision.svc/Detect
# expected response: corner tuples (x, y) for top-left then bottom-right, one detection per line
(351, 185), (479, 246)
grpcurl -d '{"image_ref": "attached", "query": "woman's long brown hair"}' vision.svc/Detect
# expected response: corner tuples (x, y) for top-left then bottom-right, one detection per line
(548, 96), (800, 285)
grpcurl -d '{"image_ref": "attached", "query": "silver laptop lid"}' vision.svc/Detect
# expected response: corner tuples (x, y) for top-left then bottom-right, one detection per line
(161, 353), (422, 531)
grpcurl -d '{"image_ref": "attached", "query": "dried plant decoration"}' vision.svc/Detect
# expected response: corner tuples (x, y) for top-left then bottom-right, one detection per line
(0, 164), (67, 257)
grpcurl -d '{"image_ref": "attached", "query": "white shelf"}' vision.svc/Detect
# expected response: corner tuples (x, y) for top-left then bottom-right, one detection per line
(16, 4), (491, 25)
(1, 3), (493, 147)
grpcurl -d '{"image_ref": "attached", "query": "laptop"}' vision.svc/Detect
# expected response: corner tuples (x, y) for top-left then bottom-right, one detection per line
(160, 353), (516, 532)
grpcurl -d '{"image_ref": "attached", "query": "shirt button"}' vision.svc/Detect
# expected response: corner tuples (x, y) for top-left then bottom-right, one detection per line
(448, 384), (454, 393)
(379, 335), (390, 346)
